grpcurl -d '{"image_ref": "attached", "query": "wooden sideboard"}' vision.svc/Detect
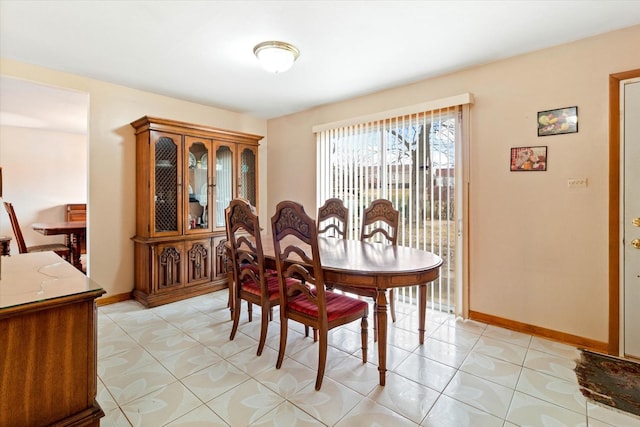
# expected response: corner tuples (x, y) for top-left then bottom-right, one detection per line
(0, 252), (105, 426)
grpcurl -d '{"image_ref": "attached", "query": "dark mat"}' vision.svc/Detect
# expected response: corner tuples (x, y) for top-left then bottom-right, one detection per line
(574, 349), (640, 417)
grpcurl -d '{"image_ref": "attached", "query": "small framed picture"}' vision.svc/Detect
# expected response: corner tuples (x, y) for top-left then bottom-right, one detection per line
(510, 146), (547, 171)
(537, 106), (578, 136)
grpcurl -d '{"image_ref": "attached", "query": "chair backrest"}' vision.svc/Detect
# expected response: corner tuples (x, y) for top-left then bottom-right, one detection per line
(225, 198), (266, 292)
(360, 199), (399, 246)
(3, 202), (28, 253)
(235, 198), (257, 214)
(66, 203), (87, 221)
(271, 201), (327, 322)
(317, 198), (349, 239)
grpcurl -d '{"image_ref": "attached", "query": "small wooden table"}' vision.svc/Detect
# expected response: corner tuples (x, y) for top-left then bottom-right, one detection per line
(32, 221), (86, 271)
(0, 252), (105, 426)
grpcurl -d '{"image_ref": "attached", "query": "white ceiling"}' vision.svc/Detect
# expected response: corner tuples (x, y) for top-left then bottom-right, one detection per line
(1, 1), (640, 133)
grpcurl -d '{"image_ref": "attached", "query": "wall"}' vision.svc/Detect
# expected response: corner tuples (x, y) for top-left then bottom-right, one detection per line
(266, 25), (640, 346)
(0, 58), (268, 299)
(0, 126), (86, 248)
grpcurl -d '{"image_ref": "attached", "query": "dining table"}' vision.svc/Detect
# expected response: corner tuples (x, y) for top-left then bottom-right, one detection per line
(233, 234), (443, 386)
(32, 221), (86, 272)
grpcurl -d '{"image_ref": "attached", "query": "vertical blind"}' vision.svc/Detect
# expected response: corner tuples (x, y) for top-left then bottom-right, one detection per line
(315, 95), (471, 313)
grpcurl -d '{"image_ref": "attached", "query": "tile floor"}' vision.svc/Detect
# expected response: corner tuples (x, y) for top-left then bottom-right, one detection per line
(97, 290), (640, 426)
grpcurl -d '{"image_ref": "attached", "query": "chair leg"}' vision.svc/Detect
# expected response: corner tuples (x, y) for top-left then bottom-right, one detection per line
(257, 305), (270, 356)
(315, 329), (328, 390)
(361, 315), (368, 364)
(276, 318), (288, 369)
(247, 301), (253, 322)
(229, 296), (241, 341)
(389, 289), (396, 323)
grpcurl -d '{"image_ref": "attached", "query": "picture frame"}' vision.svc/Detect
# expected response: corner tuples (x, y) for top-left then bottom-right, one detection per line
(537, 106), (578, 136)
(510, 146), (547, 171)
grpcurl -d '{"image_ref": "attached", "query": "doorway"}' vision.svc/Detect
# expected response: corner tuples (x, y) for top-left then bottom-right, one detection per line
(0, 76), (88, 261)
(609, 69), (640, 358)
(622, 77), (640, 359)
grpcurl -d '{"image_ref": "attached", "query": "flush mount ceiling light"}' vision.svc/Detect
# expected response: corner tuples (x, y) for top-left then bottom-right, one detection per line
(253, 41), (299, 74)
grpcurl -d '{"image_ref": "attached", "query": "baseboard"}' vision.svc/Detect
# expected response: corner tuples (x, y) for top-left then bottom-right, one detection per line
(97, 292), (132, 306)
(468, 310), (609, 354)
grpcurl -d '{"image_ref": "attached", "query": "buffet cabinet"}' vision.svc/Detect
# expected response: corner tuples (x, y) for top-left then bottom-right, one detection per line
(130, 116), (262, 307)
(0, 252), (105, 426)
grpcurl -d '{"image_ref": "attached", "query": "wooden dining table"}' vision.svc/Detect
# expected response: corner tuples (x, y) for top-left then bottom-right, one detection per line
(32, 221), (86, 272)
(237, 235), (443, 386)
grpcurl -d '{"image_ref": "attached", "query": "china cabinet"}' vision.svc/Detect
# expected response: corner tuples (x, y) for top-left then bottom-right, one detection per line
(130, 116), (262, 307)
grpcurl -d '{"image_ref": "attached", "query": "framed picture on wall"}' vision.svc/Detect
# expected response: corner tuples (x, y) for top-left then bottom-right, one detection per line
(537, 106), (578, 136)
(510, 146), (547, 171)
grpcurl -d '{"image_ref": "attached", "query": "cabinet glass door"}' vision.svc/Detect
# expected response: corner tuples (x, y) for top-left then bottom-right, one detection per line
(153, 133), (180, 234)
(186, 138), (210, 232)
(215, 144), (234, 228)
(238, 146), (257, 207)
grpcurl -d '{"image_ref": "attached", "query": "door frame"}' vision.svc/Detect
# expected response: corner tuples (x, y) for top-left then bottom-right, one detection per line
(608, 68), (640, 355)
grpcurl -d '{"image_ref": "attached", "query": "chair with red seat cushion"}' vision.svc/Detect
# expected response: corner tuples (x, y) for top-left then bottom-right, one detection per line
(322, 198), (399, 341)
(317, 198), (349, 239)
(226, 198), (289, 356)
(271, 200), (368, 390)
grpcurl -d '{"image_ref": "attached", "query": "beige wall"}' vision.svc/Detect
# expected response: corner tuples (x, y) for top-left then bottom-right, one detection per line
(266, 25), (640, 345)
(0, 126), (87, 249)
(0, 58), (267, 299)
(2, 25), (638, 346)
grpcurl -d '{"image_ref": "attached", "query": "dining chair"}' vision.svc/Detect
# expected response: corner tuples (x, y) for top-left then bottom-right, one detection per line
(322, 198), (399, 341)
(65, 203), (86, 255)
(360, 198), (399, 324)
(317, 197), (349, 238)
(316, 197), (360, 330)
(271, 200), (368, 390)
(3, 202), (71, 261)
(360, 199), (399, 246)
(226, 198), (282, 356)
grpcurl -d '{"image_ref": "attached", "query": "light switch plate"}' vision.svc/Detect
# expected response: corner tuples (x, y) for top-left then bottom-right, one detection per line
(568, 178), (588, 188)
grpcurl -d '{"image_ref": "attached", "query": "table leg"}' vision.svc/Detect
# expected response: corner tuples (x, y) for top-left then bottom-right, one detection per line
(418, 284), (427, 344)
(376, 289), (388, 386)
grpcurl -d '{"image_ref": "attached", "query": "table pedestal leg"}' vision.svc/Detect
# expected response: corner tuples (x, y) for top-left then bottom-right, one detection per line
(376, 290), (388, 386)
(419, 284), (427, 344)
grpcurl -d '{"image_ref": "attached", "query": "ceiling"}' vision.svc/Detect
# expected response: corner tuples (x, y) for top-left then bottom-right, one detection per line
(1, 1), (640, 133)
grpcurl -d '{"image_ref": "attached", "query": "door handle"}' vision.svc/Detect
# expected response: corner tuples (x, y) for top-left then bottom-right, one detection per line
(632, 239), (640, 249)
(633, 218), (640, 227)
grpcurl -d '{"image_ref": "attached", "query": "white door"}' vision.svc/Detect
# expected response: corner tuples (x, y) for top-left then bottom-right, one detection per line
(623, 78), (640, 359)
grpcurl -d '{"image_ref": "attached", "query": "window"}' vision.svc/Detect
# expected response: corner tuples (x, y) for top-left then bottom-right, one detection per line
(315, 96), (471, 314)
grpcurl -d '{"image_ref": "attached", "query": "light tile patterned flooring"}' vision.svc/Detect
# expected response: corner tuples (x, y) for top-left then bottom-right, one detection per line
(97, 290), (640, 426)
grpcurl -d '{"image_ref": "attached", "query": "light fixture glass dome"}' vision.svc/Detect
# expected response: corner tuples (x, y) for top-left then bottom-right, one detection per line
(253, 41), (299, 74)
